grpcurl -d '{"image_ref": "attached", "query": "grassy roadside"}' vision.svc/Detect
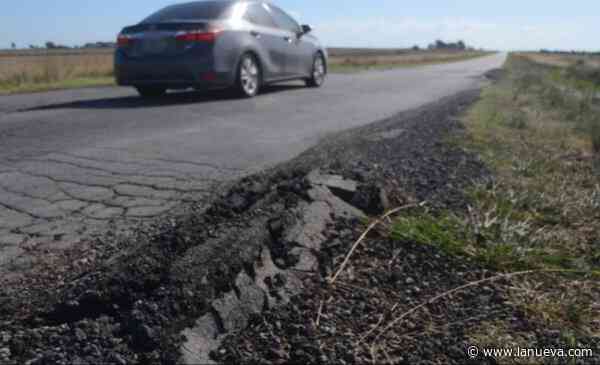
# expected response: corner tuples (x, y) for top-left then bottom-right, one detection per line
(328, 51), (492, 73)
(0, 77), (115, 95)
(389, 54), (600, 359)
(0, 50), (491, 95)
(0, 52), (114, 95)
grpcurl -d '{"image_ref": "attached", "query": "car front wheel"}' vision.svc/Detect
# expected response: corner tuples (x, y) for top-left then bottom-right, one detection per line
(305, 53), (326, 88)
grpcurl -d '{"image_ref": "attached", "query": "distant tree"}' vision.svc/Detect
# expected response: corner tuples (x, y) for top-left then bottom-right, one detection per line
(44, 41), (70, 49)
(412, 45), (420, 51)
(11, 42), (16, 49)
(428, 39), (470, 51)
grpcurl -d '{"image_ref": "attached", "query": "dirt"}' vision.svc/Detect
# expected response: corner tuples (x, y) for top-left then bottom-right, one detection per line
(3, 87), (584, 364)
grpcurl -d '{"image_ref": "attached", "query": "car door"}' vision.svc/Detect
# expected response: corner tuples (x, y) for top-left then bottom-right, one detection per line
(267, 5), (312, 77)
(243, 3), (288, 80)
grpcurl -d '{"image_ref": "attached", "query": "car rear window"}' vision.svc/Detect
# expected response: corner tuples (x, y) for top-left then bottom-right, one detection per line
(142, 1), (233, 23)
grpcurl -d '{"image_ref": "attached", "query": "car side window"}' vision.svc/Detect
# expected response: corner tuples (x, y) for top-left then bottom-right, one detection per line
(267, 5), (301, 33)
(244, 3), (277, 28)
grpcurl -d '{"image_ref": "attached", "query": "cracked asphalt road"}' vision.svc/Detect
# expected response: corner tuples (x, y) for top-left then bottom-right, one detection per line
(0, 53), (505, 269)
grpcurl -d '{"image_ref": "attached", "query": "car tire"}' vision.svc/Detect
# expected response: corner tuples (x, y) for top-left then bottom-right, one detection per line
(235, 53), (261, 98)
(305, 53), (326, 88)
(136, 86), (166, 98)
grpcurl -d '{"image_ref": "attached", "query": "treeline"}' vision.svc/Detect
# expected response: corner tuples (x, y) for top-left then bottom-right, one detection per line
(13, 39), (477, 52)
(17, 41), (116, 50)
(44, 41), (116, 49)
(408, 40), (476, 52)
(428, 40), (470, 51)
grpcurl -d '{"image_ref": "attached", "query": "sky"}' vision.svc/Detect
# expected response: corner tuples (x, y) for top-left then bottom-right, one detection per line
(1, 0), (599, 51)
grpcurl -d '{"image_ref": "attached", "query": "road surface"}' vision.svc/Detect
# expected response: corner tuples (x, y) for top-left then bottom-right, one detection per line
(0, 53), (506, 268)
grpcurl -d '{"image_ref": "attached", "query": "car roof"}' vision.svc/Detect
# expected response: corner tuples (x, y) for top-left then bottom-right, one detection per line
(171, 0), (264, 6)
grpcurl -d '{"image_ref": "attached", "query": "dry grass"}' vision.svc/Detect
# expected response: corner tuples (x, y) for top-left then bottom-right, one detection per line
(453, 54), (600, 353)
(328, 50), (490, 73)
(461, 55), (600, 268)
(522, 52), (600, 69)
(376, 54), (600, 358)
(0, 51), (114, 94)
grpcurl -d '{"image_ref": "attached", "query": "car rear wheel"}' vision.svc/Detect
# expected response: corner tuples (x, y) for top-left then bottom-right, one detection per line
(236, 53), (261, 98)
(136, 86), (166, 98)
(305, 53), (326, 88)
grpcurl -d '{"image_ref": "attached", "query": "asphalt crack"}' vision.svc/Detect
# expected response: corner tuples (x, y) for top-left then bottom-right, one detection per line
(30, 158), (205, 184)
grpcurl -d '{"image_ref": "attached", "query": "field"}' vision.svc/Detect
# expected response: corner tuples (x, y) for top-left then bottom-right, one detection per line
(327, 49), (489, 72)
(0, 48), (490, 94)
(448, 53), (600, 354)
(521, 52), (600, 68)
(0, 50), (114, 94)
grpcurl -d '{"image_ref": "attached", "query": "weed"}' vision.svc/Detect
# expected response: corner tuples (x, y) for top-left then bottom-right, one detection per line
(504, 109), (528, 129)
(391, 213), (466, 255)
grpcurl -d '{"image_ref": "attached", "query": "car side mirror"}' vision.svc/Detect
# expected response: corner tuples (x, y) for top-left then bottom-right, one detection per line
(301, 24), (313, 35)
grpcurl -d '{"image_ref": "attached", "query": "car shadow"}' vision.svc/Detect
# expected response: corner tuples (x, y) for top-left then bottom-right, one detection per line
(22, 83), (307, 111)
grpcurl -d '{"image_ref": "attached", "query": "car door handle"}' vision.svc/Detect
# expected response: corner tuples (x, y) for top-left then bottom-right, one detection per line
(283, 36), (293, 43)
(250, 31), (261, 38)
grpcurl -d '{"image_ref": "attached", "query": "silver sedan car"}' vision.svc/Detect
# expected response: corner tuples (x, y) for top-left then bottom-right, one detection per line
(115, 0), (328, 98)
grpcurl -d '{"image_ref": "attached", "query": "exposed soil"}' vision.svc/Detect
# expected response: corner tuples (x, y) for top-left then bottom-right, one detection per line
(3, 87), (584, 365)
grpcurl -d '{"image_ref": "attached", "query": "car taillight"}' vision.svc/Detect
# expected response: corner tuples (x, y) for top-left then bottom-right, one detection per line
(117, 34), (132, 47)
(175, 29), (222, 43)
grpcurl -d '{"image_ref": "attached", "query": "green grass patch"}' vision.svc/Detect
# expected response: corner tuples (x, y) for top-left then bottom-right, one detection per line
(391, 213), (466, 256)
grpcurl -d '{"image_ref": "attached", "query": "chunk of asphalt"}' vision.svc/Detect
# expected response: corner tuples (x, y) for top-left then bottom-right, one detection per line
(283, 201), (331, 251)
(307, 170), (358, 204)
(253, 247), (303, 306)
(350, 183), (390, 215)
(178, 173), (366, 365)
(307, 185), (366, 221)
(180, 313), (221, 365)
(179, 270), (272, 363)
(212, 272), (265, 334)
